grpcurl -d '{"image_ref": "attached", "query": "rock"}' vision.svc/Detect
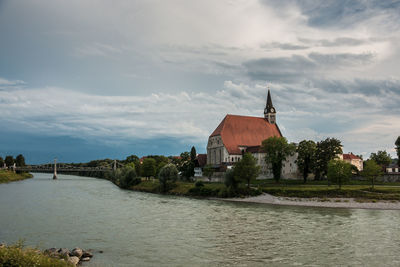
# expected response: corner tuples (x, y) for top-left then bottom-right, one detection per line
(81, 257), (91, 261)
(44, 247), (59, 257)
(82, 250), (93, 258)
(71, 247), (83, 258)
(58, 248), (70, 258)
(68, 256), (80, 266)
(0, 243), (5, 249)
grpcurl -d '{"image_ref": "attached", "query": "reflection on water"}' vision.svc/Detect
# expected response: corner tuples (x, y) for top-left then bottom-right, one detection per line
(0, 173), (400, 266)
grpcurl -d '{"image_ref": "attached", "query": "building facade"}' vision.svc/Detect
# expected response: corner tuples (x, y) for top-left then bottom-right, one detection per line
(340, 153), (363, 171)
(207, 90), (299, 179)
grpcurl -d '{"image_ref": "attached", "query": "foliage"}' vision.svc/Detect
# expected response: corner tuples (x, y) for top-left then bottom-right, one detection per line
(233, 152), (260, 188)
(224, 169), (238, 189)
(0, 157), (3, 167)
(156, 161), (167, 176)
(314, 137), (343, 180)
(125, 155), (141, 176)
(142, 158), (156, 178)
(179, 151), (195, 181)
(396, 136), (400, 165)
(296, 140), (316, 183)
(190, 146), (197, 163)
(4, 155), (14, 167)
(115, 165), (141, 189)
(15, 154), (26, 167)
(370, 150), (391, 167)
(158, 164), (179, 192)
(0, 170), (33, 184)
(195, 180), (204, 187)
(327, 159), (352, 189)
(202, 164), (214, 181)
(262, 136), (296, 182)
(0, 242), (72, 267)
(361, 160), (383, 189)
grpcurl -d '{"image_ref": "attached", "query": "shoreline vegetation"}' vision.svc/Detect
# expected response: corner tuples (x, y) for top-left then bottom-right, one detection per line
(0, 170), (33, 184)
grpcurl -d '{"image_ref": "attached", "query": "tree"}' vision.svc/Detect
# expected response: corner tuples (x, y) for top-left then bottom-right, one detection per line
(0, 157), (4, 167)
(262, 136), (296, 182)
(15, 154), (26, 167)
(202, 164), (214, 181)
(158, 164), (179, 192)
(190, 146), (197, 163)
(142, 158), (156, 179)
(297, 140), (316, 183)
(118, 165), (141, 189)
(361, 160), (383, 189)
(327, 159), (352, 189)
(4, 156), (14, 167)
(224, 168), (238, 189)
(395, 136), (400, 165)
(234, 153), (260, 188)
(125, 155), (139, 164)
(314, 138), (343, 180)
(156, 161), (167, 176)
(370, 150), (391, 167)
(179, 151), (194, 181)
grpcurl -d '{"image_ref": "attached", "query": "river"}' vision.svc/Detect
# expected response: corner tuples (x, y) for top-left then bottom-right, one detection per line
(1, 173), (400, 266)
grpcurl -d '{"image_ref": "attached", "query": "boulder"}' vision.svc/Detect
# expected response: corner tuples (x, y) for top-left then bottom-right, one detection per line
(68, 256), (80, 266)
(71, 247), (83, 258)
(44, 247), (59, 257)
(82, 250), (93, 258)
(58, 248), (70, 258)
(81, 257), (91, 261)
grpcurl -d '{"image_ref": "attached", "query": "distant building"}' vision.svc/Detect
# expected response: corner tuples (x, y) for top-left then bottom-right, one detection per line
(340, 153), (363, 171)
(194, 154), (207, 177)
(386, 160), (399, 173)
(207, 90), (299, 179)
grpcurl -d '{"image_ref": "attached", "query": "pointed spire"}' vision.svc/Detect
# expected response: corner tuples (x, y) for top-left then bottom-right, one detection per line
(266, 89), (272, 110)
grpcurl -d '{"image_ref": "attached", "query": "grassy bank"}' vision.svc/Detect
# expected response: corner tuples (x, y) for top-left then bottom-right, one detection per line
(0, 242), (72, 267)
(0, 170), (33, 184)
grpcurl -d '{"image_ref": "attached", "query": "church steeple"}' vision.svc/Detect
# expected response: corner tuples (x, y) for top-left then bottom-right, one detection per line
(264, 89), (276, 124)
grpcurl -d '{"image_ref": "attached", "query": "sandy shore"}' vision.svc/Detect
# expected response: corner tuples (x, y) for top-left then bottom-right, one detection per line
(223, 193), (400, 210)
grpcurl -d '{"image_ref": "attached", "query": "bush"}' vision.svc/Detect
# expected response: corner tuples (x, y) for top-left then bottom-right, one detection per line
(188, 185), (220, 197)
(195, 180), (204, 187)
(224, 169), (238, 189)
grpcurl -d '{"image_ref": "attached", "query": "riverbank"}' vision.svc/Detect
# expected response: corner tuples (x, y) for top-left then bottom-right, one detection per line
(224, 193), (400, 210)
(0, 170), (33, 184)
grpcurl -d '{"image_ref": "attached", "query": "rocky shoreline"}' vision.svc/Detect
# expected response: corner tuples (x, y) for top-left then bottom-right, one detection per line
(223, 193), (400, 210)
(44, 247), (94, 266)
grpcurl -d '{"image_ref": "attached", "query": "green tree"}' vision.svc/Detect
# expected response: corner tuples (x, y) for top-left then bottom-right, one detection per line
(234, 153), (260, 188)
(118, 165), (141, 189)
(190, 146), (197, 163)
(156, 161), (167, 176)
(361, 160), (383, 189)
(370, 150), (391, 167)
(202, 164), (214, 181)
(125, 154), (139, 164)
(395, 136), (400, 165)
(297, 140), (316, 183)
(15, 154), (26, 167)
(327, 159), (352, 189)
(142, 158), (156, 179)
(4, 156), (14, 167)
(0, 157), (4, 167)
(224, 168), (238, 189)
(314, 138), (343, 180)
(262, 136), (296, 182)
(179, 151), (194, 181)
(158, 164), (179, 192)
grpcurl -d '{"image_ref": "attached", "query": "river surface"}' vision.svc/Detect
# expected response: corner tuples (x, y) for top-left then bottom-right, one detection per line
(1, 173), (400, 266)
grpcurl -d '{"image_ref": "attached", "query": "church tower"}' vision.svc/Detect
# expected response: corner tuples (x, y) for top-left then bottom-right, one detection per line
(264, 89), (276, 124)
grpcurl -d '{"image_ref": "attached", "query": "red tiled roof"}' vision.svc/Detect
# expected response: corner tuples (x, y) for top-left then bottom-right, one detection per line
(343, 153), (361, 160)
(210, 114), (282, 154)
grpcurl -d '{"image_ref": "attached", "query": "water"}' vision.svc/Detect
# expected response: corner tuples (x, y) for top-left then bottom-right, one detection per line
(1, 173), (400, 266)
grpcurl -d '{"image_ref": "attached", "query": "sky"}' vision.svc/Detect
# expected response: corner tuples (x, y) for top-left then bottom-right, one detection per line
(0, 0), (399, 164)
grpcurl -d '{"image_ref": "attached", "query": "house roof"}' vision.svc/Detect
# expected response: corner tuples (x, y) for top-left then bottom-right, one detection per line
(210, 114), (282, 154)
(195, 154), (207, 167)
(343, 153), (362, 160)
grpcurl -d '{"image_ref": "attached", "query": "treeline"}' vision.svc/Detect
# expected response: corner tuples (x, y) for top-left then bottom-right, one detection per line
(0, 154), (26, 168)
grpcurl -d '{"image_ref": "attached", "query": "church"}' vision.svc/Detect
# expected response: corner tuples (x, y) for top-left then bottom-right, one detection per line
(207, 90), (299, 179)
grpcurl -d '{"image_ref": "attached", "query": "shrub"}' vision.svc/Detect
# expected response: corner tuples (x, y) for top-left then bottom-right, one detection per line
(224, 169), (238, 189)
(195, 180), (204, 187)
(159, 164), (179, 192)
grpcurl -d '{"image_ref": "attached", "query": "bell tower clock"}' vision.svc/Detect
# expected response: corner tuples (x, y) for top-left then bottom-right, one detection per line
(264, 89), (276, 124)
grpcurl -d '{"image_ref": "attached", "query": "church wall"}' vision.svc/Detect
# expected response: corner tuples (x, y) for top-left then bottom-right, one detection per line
(207, 135), (226, 165)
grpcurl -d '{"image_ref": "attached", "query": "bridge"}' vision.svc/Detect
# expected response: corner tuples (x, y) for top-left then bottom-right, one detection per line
(15, 159), (124, 179)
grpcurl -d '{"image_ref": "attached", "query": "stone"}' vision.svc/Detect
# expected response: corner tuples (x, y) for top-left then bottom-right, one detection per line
(71, 247), (83, 258)
(0, 243), (5, 249)
(58, 248), (70, 258)
(81, 257), (91, 261)
(68, 256), (80, 266)
(82, 250), (93, 258)
(44, 247), (59, 257)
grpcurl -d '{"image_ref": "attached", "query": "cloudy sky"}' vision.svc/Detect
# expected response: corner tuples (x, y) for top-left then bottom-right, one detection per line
(1, 0), (399, 163)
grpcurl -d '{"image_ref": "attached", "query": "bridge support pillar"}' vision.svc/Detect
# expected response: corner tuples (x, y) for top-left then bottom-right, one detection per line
(53, 158), (57, 180)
